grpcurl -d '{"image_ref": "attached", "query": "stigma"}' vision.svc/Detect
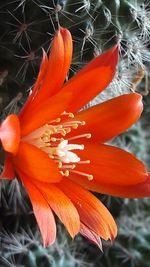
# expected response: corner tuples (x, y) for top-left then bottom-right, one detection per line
(23, 112), (93, 181)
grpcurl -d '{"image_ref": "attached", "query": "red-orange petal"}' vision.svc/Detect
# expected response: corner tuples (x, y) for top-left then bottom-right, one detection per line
(22, 28), (72, 117)
(0, 114), (20, 155)
(19, 49), (48, 120)
(57, 44), (118, 113)
(80, 223), (103, 250)
(20, 89), (72, 137)
(13, 142), (62, 183)
(77, 174), (150, 198)
(59, 179), (117, 241)
(68, 93), (143, 143)
(59, 27), (72, 87)
(21, 66), (115, 137)
(35, 182), (80, 238)
(20, 172), (56, 247)
(77, 44), (119, 76)
(72, 143), (148, 186)
(35, 28), (72, 98)
(20, 44), (118, 137)
(0, 152), (15, 179)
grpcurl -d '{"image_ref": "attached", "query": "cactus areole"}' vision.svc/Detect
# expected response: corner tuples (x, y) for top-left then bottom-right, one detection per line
(0, 28), (150, 248)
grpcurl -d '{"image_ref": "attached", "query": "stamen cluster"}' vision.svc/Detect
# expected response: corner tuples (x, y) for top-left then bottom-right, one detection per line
(23, 112), (93, 181)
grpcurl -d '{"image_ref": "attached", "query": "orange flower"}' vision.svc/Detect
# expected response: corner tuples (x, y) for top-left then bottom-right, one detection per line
(0, 28), (150, 248)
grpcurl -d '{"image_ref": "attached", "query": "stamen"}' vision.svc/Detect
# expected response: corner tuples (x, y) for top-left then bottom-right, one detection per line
(58, 162), (63, 168)
(64, 127), (71, 133)
(69, 170), (93, 181)
(61, 111), (74, 118)
(49, 118), (61, 123)
(24, 110), (93, 182)
(77, 160), (90, 164)
(61, 164), (76, 169)
(68, 133), (91, 141)
(51, 137), (64, 142)
(72, 124), (79, 129)
(60, 129), (67, 136)
(60, 170), (70, 176)
(61, 120), (85, 126)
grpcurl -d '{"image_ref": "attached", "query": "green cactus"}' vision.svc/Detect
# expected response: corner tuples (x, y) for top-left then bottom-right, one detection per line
(0, 0), (150, 109)
(1, 224), (85, 267)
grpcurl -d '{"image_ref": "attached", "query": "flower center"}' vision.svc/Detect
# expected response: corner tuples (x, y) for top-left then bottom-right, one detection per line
(23, 112), (93, 181)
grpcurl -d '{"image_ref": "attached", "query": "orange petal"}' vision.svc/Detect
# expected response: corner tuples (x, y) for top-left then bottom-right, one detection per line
(13, 142), (62, 183)
(77, 44), (119, 76)
(59, 27), (72, 87)
(78, 174), (150, 198)
(0, 114), (20, 155)
(23, 28), (72, 114)
(68, 93), (143, 143)
(20, 89), (72, 137)
(20, 172), (56, 247)
(59, 179), (117, 241)
(0, 152), (15, 179)
(58, 44), (118, 113)
(35, 182), (80, 238)
(72, 143), (148, 186)
(19, 49), (48, 120)
(20, 44), (118, 137)
(80, 223), (103, 250)
(35, 28), (72, 99)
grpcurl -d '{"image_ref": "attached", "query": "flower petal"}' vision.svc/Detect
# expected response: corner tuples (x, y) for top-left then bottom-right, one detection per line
(78, 174), (150, 198)
(13, 142), (62, 183)
(72, 143), (148, 186)
(77, 44), (118, 76)
(19, 49), (48, 119)
(80, 223), (103, 250)
(57, 44), (118, 113)
(59, 179), (117, 241)
(35, 182), (80, 238)
(68, 93), (143, 143)
(20, 172), (56, 247)
(0, 152), (15, 179)
(0, 114), (20, 155)
(20, 28), (72, 121)
(35, 28), (72, 100)
(20, 90), (72, 137)
(20, 44), (118, 137)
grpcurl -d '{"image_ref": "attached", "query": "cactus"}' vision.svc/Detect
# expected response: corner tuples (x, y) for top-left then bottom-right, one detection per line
(1, 224), (86, 267)
(0, 0), (150, 108)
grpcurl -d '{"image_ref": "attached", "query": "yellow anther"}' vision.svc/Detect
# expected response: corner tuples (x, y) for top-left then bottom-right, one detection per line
(55, 118), (61, 122)
(42, 136), (50, 142)
(58, 162), (63, 168)
(60, 170), (70, 177)
(65, 127), (71, 133)
(49, 155), (55, 159)
(61, 111), (74, 118)
(81, 121), (86, 125)
(86, 134), (92, 139)
(88, 175), (93, 181)
(64, 170), (70, 176)
(72, 124), (79, 129)
(60, 129), (67, 136)
(68, 113), (74, 118)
